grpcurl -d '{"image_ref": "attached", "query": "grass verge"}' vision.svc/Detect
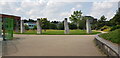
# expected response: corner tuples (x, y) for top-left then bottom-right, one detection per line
(100, 29), (120, 44)
(14, 30), (100, 35)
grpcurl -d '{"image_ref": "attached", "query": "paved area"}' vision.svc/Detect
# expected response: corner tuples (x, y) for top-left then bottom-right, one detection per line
(0, 36), (2, 57)
(2, 35), (105, 56)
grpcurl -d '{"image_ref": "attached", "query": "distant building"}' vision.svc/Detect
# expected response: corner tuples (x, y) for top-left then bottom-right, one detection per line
(0, 14), (21, 40)
(0, 14), (21, 32)
(24, 22), (36, 29)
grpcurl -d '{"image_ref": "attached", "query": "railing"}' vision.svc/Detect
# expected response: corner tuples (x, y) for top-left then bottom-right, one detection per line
(94, 34), (119, 58)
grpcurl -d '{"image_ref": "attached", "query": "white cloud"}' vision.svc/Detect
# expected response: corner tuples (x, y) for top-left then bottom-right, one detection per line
(0, 0), (118, 21)
(89, 2), (117, 20)
(0, 0), (119, 2)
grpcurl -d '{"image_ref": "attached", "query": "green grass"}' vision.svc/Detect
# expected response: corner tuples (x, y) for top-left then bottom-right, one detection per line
(100, 29), (120, 44)
(14, 30), (100, 35)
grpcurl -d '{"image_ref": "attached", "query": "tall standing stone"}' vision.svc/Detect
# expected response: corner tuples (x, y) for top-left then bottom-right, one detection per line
(0, 17), (2, 36)
(37, 19), (42, 34)
(64, 18), (69, 34)
(86, 19), (92, 34)
(0, 17), (2, 56)
(15, 21), (19, 32)
(20, 20), (25, 33)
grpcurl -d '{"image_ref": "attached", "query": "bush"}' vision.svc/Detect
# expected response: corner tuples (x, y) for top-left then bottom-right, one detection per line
(103, 28), (111, 32)
(110, 25), (120, 31)
(100, 29), (120, 44)
(25, 25), (29, 30)
(100, 26), (111, 31)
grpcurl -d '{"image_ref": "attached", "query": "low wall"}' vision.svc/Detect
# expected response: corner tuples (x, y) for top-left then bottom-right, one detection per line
(94, 34), (119, 57)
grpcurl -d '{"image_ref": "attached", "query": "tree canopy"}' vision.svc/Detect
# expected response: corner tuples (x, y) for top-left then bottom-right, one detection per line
(69, 10), (82, 29)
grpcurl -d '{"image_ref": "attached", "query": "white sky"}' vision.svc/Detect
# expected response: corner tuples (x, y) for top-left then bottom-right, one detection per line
(0, 0), (119, 22)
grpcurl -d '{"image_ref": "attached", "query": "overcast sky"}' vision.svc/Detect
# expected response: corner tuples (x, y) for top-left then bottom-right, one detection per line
(0, 0), (119, 21)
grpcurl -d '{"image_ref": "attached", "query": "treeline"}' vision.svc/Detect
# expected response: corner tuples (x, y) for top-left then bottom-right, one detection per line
(24, 18), (77, 30)
(24, 9), (120, 31)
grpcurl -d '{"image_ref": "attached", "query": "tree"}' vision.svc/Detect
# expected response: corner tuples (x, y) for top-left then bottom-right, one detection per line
(96, 15), (107, 30)
(69, 10), (82, 29)
(33, 25), (37, 30)
(110, 10), (120, 25)
(82, 16), (94, 30)
(99, 15), (107, 22)
(28, 19), (36, 22)
(24, 25), (29, 30)
(57, 21), (64, 30)
(40, 18), (50, 32)
(69, 23), (77, 29)
(49, 23), (57, 29)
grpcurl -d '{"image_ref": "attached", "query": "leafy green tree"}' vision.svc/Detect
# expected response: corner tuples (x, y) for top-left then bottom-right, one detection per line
(69, 23), (77, 29)
(33, 25), (37, 30)
(98, 15), (107, 22)
(82, 16), (94, 30)
(96, 15), (107, 30)
(69, 10), (82, 29)
(57, 21), (64, 30)
(40, 18), (50, 32)
(25, 25), (29, 30)
(49, 23), (57, 29)
(110, 10), (120, 25)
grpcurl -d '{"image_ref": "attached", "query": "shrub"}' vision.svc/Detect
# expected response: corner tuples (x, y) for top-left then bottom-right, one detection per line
(110, 25), (120, 31)
(100, 26), (111, 31)
(103, 28), (111, 32)
(25, 25), (29, 30)
(100, 29), (120, 44)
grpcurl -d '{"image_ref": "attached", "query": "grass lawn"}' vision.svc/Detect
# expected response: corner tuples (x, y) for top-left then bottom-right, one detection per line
(100, 29), (120, 44)
(14, 30), (100, 35)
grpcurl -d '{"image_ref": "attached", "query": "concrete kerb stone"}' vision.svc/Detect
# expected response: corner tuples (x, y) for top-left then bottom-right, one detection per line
(95, 34), (119, 57)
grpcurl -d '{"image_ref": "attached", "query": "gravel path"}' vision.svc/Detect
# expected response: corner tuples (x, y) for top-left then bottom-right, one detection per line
(3, 35), (105, 56)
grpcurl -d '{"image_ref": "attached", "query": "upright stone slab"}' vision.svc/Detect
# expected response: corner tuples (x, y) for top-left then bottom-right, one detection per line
(86, 19), (92, 34)
(20, 20), (25, 33)
(64, 18), (69, 34)
(0, 17), (2, 36)
(15, 21), (19, 32)
(37, 19), (42, 34)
